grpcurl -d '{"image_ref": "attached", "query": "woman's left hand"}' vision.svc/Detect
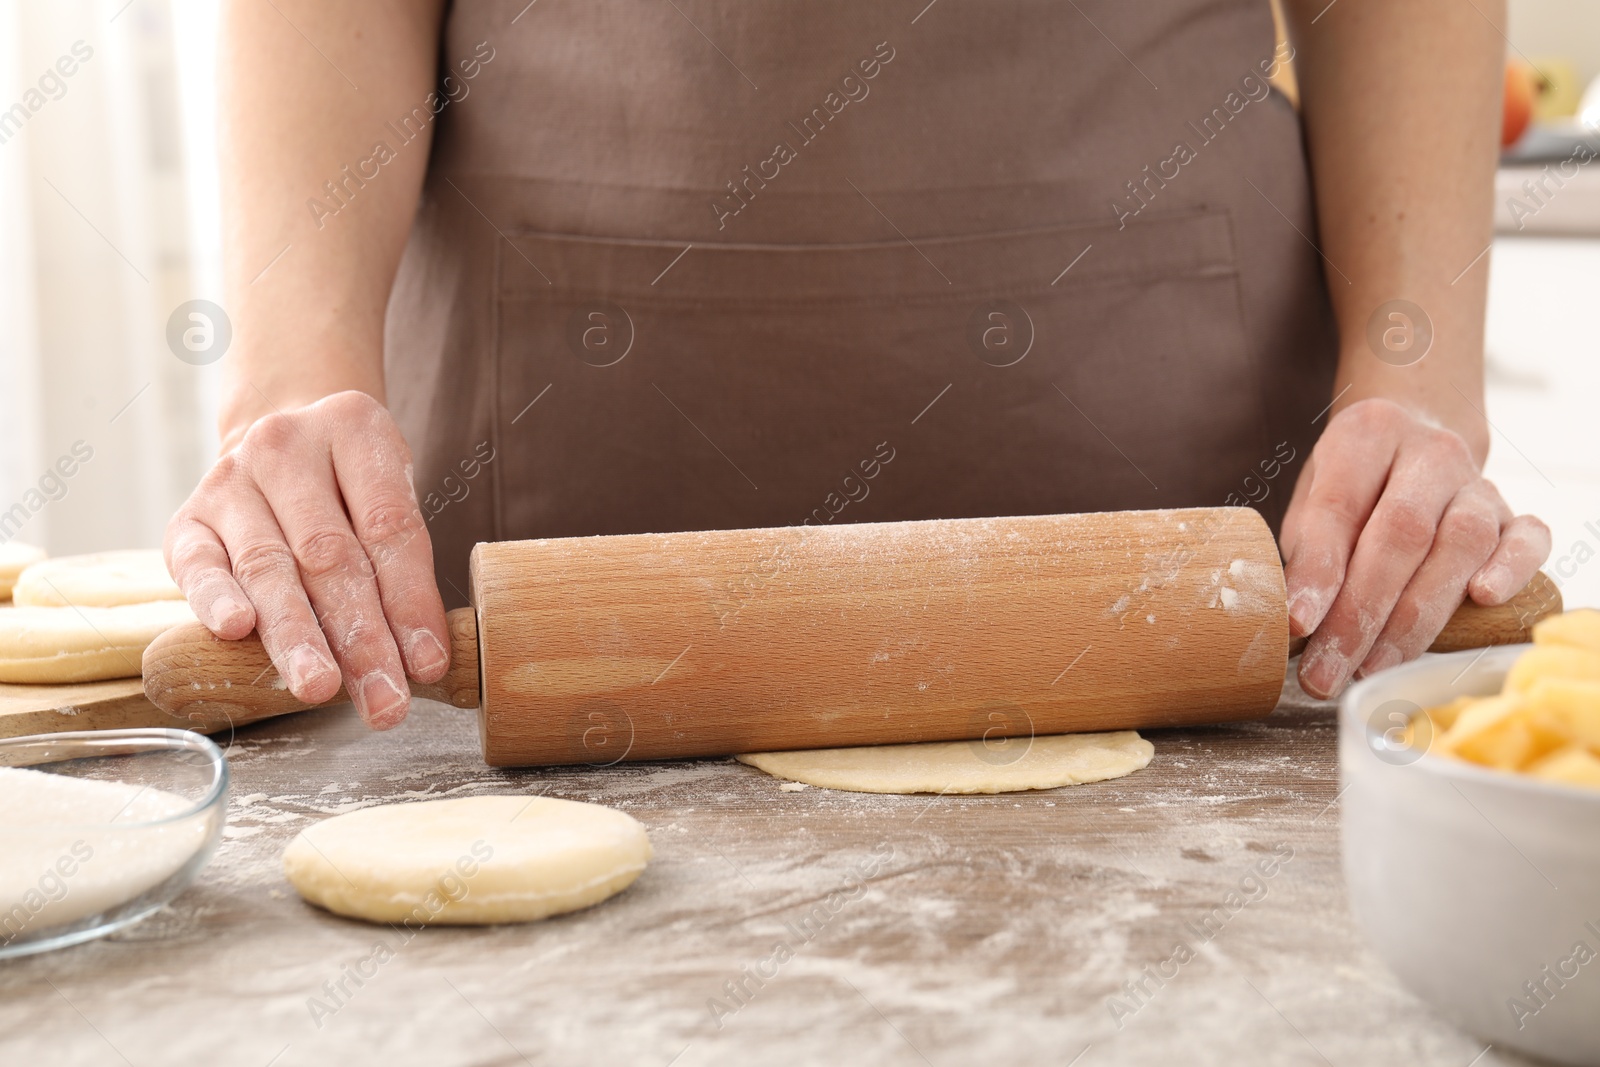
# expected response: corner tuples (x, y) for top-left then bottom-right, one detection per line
(1280, 397), (1551, 699)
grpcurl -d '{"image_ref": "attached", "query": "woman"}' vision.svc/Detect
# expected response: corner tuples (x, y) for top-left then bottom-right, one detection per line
(167, 0), (1550, 728)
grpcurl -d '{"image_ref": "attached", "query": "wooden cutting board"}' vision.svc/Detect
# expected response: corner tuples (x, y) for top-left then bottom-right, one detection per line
(0, 581), (355, 737)
(0, 599), (213, 739)
(0, 677), (185, 739)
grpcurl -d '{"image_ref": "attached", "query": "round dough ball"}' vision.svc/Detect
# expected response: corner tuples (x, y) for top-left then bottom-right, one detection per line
(0, 542), (47, 600)
(736, 730), (1153, 794)
(0, 600), (198, 683)
(282, 795), (653, 925)
(12, 549), (182, 608)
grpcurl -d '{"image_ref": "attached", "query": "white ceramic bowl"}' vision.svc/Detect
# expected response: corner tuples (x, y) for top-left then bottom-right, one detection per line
(1341, 645), (1600, 1066)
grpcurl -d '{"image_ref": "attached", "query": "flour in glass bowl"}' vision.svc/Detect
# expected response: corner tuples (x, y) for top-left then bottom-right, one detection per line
(0, 767), (208, 939)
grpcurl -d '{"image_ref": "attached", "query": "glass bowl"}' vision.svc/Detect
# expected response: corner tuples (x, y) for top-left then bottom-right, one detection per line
(0, 728), (228, 959)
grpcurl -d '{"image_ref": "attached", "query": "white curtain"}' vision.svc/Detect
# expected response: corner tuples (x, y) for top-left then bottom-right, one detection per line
(0, 0), (220, 556)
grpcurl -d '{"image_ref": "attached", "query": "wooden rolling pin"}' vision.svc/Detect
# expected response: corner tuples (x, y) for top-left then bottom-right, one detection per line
(143, 507), (1560, 766)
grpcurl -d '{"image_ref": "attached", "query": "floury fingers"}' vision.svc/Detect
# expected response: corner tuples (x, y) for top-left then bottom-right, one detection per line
(710, 42), (898, 231)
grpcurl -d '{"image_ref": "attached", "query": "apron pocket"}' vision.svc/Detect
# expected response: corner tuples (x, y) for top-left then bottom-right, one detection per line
(492, 208), (1269, 536)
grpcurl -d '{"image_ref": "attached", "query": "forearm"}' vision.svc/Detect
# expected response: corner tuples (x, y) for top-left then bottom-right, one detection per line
(218, 0), (444, 448)
(1284, 0), (1504, 463)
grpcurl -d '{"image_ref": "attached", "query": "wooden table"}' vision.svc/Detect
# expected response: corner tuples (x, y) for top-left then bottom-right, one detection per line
(0, 665), (1540, 1067)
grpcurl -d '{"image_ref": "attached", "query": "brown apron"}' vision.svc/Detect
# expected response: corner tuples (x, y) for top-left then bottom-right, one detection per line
(386, 0), (1338, 607)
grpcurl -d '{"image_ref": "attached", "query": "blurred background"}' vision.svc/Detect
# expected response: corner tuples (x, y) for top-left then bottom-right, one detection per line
(0, 0), (221, 557)
(1, 0), (1597, 609)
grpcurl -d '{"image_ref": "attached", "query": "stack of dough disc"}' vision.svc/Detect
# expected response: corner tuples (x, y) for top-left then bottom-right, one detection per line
(11, 549), (184, 607)
(0, 542), (47, 601)
(0, 549), (196, 684)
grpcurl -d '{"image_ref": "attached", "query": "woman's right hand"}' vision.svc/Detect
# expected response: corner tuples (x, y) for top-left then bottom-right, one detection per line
(164, 390), (450, 729)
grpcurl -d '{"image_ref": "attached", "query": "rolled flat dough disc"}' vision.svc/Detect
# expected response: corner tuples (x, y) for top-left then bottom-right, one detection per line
(0, 600), (197, 683)
(0, 543), (47, 600)
(12, 549), (182, 607)
(736, 731), (1154, 794)
(282, 795), (653, 925)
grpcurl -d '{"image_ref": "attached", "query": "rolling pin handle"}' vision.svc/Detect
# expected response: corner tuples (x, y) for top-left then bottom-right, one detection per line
(142, 606), (481, 728)
(414, 608), (483, 708)
(1285, 570), (1561, 658)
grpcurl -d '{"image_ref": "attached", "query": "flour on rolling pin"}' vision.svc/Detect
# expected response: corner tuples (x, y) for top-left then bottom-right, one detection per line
(1106, 557), (1275, 624)
(0, 768), (206, 943)
(1207, 558), (1280, 612)
(470, 507), (1293, 765)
